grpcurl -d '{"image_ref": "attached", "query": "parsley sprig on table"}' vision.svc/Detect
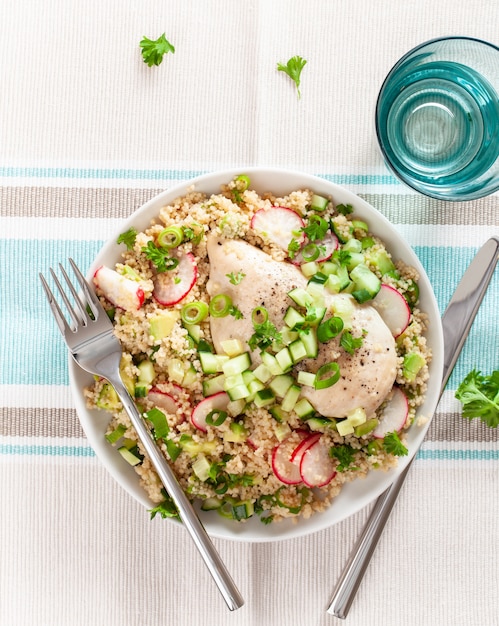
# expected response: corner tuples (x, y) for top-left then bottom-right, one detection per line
(140, 33), (175, 67)
(455, 369), (499, 427)
(277, 55), (307, 99)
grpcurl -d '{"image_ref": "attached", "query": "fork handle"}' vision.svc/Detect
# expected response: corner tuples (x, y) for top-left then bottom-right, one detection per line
(110, 375), (244, 611)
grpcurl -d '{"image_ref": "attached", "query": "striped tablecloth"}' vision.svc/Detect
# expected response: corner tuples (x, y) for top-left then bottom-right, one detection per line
(1, 1), (499, 625)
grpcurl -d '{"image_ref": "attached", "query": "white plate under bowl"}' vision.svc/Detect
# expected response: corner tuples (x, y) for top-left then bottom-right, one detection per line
(68, 167), (444, 542)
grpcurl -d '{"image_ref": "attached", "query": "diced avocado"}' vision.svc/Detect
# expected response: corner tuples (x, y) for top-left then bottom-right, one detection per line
(96, 383), (121, 411)
(354, 418), (379, 437)
(149, 310), (180, 340)
(402, 352), (426, 382)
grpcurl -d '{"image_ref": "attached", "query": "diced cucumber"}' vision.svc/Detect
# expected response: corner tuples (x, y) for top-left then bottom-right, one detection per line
(230, 500), (254, 521)
(288, 339), (307, 363)
(269, 405), (290, 423)
(367, 248), (396, 276)
(184, 322), (201, 343)
(201, 497), (223, 511)
(203, 374), (226, 397)
(343, 238), (363, 253)
(224, 373), (245, 390)
(137, 360), (155, 384)
(134, 383), (149, 398)
(252, 363), (273, 383)
(182, 364), (198, 389)
(247, 379), (265, 396)
(354, 418), (379, 437)
(261, 351), (284, 376)
(179, 436), (217, 456)
(351, 219), (369, 233)
(305, 281), (326, 306)
(297, 370), (316, 386)
(331, 219), (352, 244)
(325, 273), (342, 294)
(346, 407), (367, 427)
(310, 193), (329, 212)
(281, 384), (301, 412)
(192, 454), (211, 482)
(254, 388), (275, 408)
(273, 421), (292, 441)
(331, 296), (354, 328)
(227, 398), (246, 417)
(299, 328), (318, 358)
(287, 287), (312, 308)
(284, 306), (306, 329)
(199, 352), (229, 374)
(280, 327), (300, 345)
(337, 419), (355, 437)
(167, 358), (186, 384)
(269, 374), (294, 397)
(307, 416), (336, 431)
(220, 338), (245, 356)
(226, 383), (250, 401)
(105, 423), (127, 444)
(346, 252), (365, 270)
(223, 421), (247, 443)
(118, 440), (142, 466)
(301, 261), (319, 277)
(350, 264), (381, 303)
(96, 383), (120, 411)
(320, 260), (339, 276)
(293, 398), (315, 418)
(275, 347), (293, 373)
(222, 352), (252, 376)
(335, 265), (352, 291)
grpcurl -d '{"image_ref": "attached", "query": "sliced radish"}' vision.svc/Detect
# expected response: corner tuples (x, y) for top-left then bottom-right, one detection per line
(147, 387), (185, 424)
(190, 391), (230, 432)
(153, 251), (197, 306)
(372, 387), (409, 438)
(93, 266), (145, 311)
(290, 433), (321, 464)
(292, 231), (339, 265)
(299, 437), (337, 488)
(251, 207), (305, 251)
(271, 431), (309, 485)
(371, 283), (411, 337)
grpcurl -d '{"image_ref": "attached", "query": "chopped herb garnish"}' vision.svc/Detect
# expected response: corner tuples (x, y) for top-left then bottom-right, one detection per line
(117, 227), (137, 250)
(226, 271), (246, 285)
(455, 369), (499, 427)
(149, 490), (179, 520)
(288, 238), (301, 259)
(340, 331), (364, 355)
(302, 215), (329, 242)
(330, 444), (357, 472)
(142, 241), (179, 272)
(230, 305), (244, 320)
(140, 33), (175, 67)
(336, 203), (354, 215)
(248, 319), (282, 351)
(332, 249), (352, 266)
(383, 431), (408, 456)
(277, 55), (307, 99)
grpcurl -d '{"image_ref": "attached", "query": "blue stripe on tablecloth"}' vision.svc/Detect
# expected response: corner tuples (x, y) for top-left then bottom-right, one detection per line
(1, 240), (497, 386)
(0, 165), (400, 186)
(0, 443), (496, 461)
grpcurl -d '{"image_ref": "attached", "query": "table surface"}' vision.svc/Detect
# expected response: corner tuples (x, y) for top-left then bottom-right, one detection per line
(1, 2), (499, 625)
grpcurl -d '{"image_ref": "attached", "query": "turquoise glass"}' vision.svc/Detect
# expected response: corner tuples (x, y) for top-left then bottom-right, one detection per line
(376, 37), (499, 201)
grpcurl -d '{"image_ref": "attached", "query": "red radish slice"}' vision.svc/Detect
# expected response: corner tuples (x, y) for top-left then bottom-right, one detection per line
(290, 433), (321, 464)
(372, 387), (409, 438)
(147, 387), (185, 424)
(299, 437), (337, 488)
(292, 231), (339, 265)
(371, 283), (411, 337)
(190, 391), (230, 432)
(93, 266), (145, 311)
(271, 431), (309, 485)
(251, 207), (305, 251)
(153, 252), (197, 306)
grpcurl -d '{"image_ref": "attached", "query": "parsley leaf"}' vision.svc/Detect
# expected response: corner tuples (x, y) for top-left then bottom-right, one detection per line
(117, 227), (137, 250)
(332, 249), (352, 266)
(383, 431), (408, 456)
(302, 215), (329, 242)
(149, 490), (179, 520)
(141, 241), (179, 272)
(226, 271), (246, 285)
(248, 320), (282, 351)
(340, 330), (364, 355)
(336, 203), (354, 215)
(140, 33), (175, 67)
(455, 369), (499, 428)
(330, 444), (357, 472)
(277, 55), (307, 99)
(230, 305), (244, 320)
(288, 238), (301, 259)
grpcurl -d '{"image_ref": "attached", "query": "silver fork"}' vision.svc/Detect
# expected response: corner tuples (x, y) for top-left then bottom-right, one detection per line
(39, 258), (244, 611)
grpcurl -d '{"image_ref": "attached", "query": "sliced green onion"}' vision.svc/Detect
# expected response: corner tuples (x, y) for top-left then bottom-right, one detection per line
(314, 362), (340, 389)
(251, 306), (269, 326)
(209, 294), (233, 318)
(235, 174), (250, 190)
(205, 409), (228, 427)
(157, 226), (184, 249)
(317, 316), (344, 343)
(301, 243), (320, 262)
(144, 408), (170, 440)
(181, 301), (209, 325)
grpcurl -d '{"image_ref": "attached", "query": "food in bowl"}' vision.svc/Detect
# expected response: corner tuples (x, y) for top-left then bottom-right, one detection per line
(84, 174), (431, 526)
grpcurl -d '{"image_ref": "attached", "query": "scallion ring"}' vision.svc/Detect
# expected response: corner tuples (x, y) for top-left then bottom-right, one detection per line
(157, 226), (184, 249)
(317, 316), (344, 343)
(181, 301), (209, 325)
(209, 294), (233, 318)
(205, 409), (228, 427)
(251, 306), (268, 326)
(235, 174), (250, 190)
(314, 362), (341, 389)
(300, 242), (320, 262)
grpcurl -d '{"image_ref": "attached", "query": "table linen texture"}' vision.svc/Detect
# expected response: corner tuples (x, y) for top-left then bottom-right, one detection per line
(1, 1), (499, 625)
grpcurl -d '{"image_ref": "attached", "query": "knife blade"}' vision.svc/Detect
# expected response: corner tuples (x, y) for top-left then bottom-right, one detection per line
(327, 235), (499, 619)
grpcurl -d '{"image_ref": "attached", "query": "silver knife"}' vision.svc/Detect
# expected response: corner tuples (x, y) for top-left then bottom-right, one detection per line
(327, 235), (499, 619)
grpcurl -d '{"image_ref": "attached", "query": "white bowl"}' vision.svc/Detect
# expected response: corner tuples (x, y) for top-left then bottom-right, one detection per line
(68, 167), (444, 542)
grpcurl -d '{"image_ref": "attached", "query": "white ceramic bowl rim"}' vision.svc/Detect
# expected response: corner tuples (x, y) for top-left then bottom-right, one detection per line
(68, 167), (444, 542)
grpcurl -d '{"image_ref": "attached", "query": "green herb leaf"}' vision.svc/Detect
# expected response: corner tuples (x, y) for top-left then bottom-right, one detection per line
(336, 203), (354, 215)
(248, 319), (282, 351)
(277, 55), (307, 99)
(455, 369), (499, 427)
(382, 431), (408, 456)
(117, 227), (137, 250)
(149, 490), (179, 520)
(226, 271), (246, 285)
(230, 305), (244, 320)
(302, 215), (329, 242)
(140, 33), (175, 67)
(330, 444), (357, 472)
(340, 330), (364, 355)
(287, 238), (301, 259)
(141, 241), (179, 272)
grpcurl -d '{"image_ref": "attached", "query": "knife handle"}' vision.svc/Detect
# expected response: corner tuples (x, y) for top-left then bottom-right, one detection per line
(327, 236), (499, 619)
